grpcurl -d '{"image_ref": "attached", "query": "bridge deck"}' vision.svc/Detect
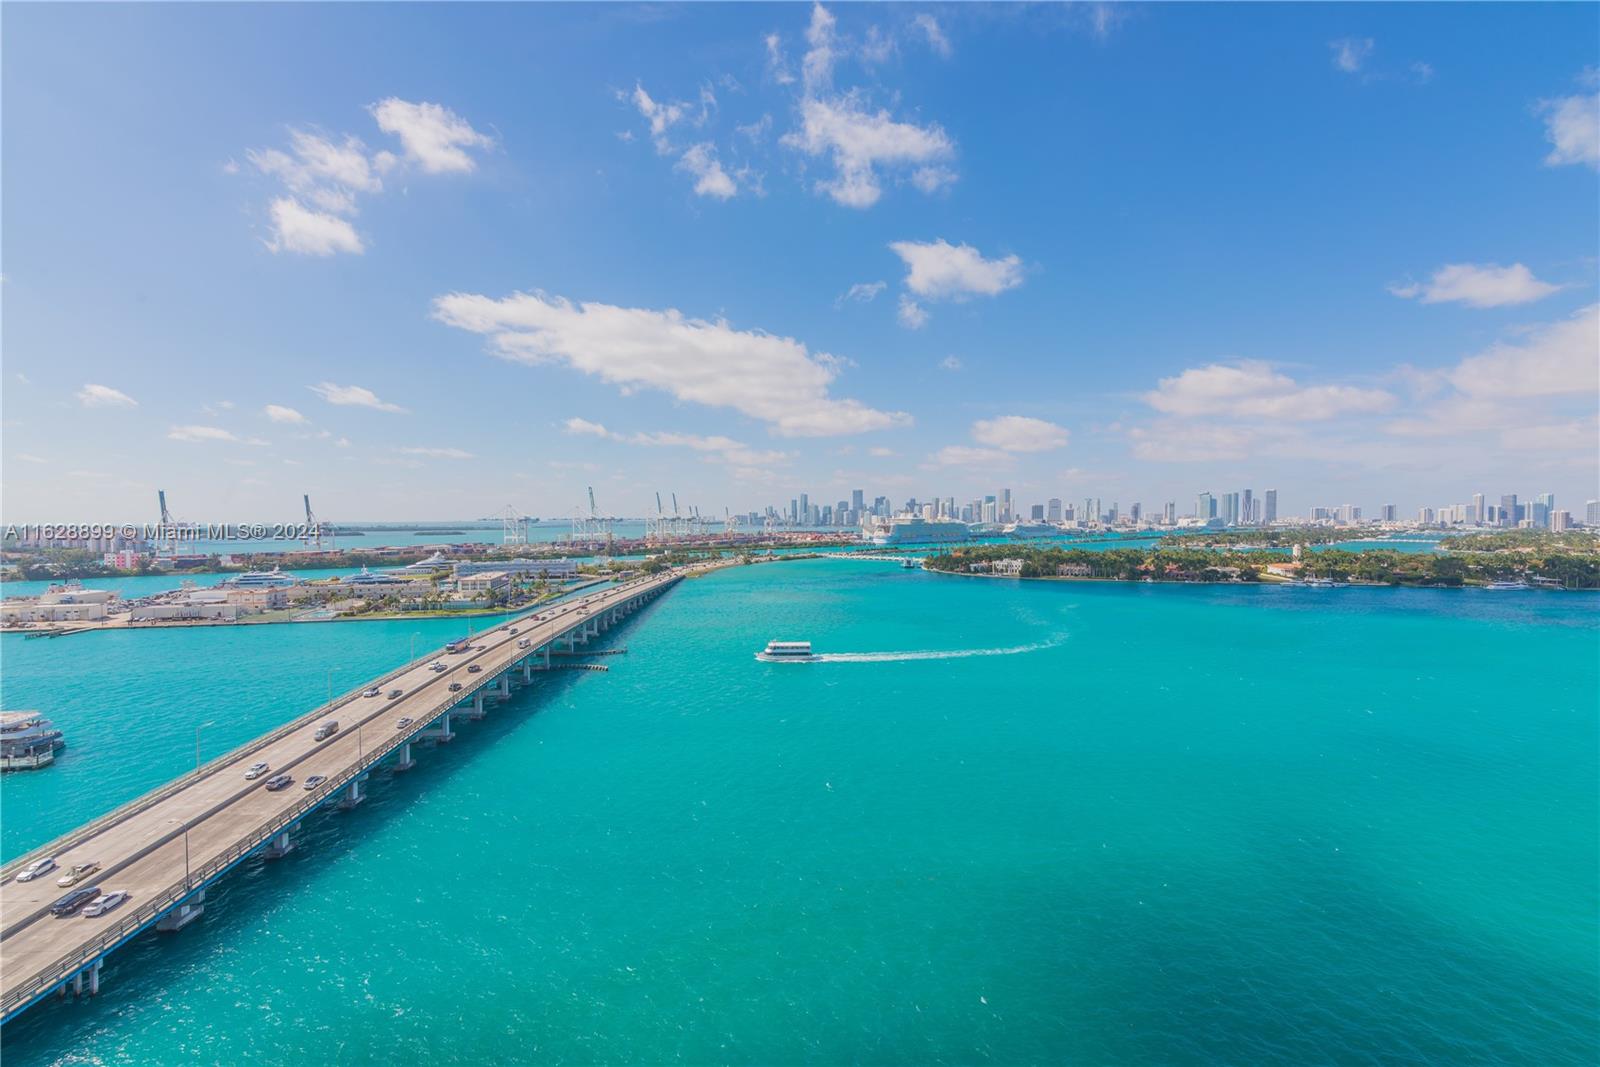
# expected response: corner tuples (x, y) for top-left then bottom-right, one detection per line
(0, 567), (701, 1019)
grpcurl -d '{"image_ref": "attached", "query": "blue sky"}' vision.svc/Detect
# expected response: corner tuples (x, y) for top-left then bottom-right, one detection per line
(3, 2), (1596, 523)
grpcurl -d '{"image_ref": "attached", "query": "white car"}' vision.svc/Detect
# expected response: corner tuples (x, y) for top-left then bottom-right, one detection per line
(430, 662), (447, 673)
(15, 857), (56, 883)
(362, 687), (382, 698)
(244, 761), (270, 780)
(83, 889), (129, 917)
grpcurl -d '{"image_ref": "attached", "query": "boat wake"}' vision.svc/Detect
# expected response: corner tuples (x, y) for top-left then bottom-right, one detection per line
(815, 635), (1063, 663)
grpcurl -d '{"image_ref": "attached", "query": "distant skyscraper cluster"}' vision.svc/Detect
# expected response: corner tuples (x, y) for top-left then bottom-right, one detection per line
(734, 482), (1592, 534)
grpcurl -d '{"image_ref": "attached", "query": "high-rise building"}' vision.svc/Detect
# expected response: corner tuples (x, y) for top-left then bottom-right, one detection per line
(1263, 489), (1277, 525)
(1222, 492), (1240, 525)
(1130, 502), (1142, 524)
(1046, 498), (1062, 522)
(1197, 492), (1215, 520)
(1418, 507), (1434, 524)
(1587, 500), (1600, 525)
(1001, 488), (1012, 523)
(1030, 504), (1045, 521)
(1380, 504), (1397, 522)
(1472, 493), (1485, 524)
(1500, 494), (1518, 527)
(1241, 489), (1254, 526)
(851, 489), (864, 513)
(1163, 501), (1177, 525)
(1551, 510), (1572, 531)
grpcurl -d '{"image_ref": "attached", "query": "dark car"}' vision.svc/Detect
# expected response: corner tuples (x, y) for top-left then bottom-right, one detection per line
(265, 774), (294, 791)
(467, 665), (482, 674)
(50, 886), (101, 918)
(448, 682), (463, 692)
(386, 689), (404, 700)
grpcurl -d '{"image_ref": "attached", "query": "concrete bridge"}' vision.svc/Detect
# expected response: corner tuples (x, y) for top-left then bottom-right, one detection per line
(0, 563), (718, 1024)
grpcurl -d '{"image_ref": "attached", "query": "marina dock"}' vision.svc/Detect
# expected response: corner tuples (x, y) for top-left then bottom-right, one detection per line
(0, 563), (720, 1024)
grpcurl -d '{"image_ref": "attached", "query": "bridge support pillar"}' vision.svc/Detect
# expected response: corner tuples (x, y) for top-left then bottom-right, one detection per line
(522, 660), (532, 683)
(543, 646), (551, 668)
(394, 741), (415, 772)
(498, 675), (510, 699)
(337, 775), (366, 810)
(264, 829), (295, 859)
(88, 958), (101, 996)
(424, 713), (455, 743)
(156, 889), (206, 932)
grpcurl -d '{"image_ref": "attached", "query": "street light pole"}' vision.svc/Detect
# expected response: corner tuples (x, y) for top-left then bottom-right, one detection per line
(183, 829), (191, 888)
(410, 632), (420, 661)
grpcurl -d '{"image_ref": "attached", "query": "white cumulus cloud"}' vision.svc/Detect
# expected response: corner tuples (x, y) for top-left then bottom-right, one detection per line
(370, 99), (492, 174)
(971, 415), (1069, 453)
(897, 294), (929, 329)
(398, 446), (474, 459)
(168, 425), (267, 445)
(1537, 78), (1599, 169)
(890, 239), (1024, 300)
(781, 94), (955, 209)
(433, 289), (909, 437)
(264, 404), (307, 423)
(1145, 361), (1395, 421)
(265, 197), (364, 256)
(308, 382), (408, 413)
(1331, 37), (1374, 74)
(676, 143), (738, 199)
(1389, 262), (1560, 308)
(76, 383), (137, 408)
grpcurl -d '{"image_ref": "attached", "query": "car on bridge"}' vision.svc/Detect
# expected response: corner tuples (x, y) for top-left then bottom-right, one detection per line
(314, 720), (339, 740)
(14, 857), (56, 883)
(448, 682), (463, 692)
(244, 761), (270, 780)
(83, 889), (129, 918)
(303, 775), (328, 791)
(395, 717), (413, 730)
(386, 689), (403, 700)
(467, 664), (482, 674)
(362, 687), (382, 698)
(50, 886), (102, 917)
(56, 862), (100, 887)
(264, 774), (294, 791)
(429, 662), (447, 673)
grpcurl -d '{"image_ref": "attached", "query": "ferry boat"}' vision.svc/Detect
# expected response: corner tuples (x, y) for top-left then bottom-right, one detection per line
(1484, 579), (1530, 591)
(1, 712), (65, 772)
(867, 517), (971, 546)
(223, 566), (301, 588)
(756, 640), (820, 663)
(1300, 577), (1349, 588)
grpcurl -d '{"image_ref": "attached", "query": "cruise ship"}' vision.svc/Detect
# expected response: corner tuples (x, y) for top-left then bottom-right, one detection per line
(1004, 522), (1059, 540)
(867, 516), (971, 546)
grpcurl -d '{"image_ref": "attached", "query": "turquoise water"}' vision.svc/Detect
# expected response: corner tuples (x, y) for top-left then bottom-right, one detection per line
(1, 560), (1594, 1063)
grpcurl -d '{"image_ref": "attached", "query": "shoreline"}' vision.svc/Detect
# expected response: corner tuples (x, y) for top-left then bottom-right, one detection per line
(918, 565), (1593, 592)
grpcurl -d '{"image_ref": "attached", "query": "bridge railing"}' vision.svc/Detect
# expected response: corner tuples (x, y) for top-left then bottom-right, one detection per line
(0, 574), (683, 1019)
(0, 610), (547, 884)
(0, 572), (698, 1019)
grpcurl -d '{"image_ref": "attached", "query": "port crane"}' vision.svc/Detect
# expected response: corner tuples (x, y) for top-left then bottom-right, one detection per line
(155, 490), (182, 557)
(302, 494), (334, 550)
(501, 505), (529, 546)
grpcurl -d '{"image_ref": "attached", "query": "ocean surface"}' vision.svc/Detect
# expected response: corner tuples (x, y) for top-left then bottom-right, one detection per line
(0, 559), (1594, 1064)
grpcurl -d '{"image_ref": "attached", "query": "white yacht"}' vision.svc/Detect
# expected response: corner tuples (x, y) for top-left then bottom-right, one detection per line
(224, 566), (301, 588)
(756, 641), (820, 663)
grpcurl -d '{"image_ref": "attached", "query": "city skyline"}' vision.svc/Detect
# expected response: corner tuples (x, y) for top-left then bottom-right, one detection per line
(4, 3), (1597, 522)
